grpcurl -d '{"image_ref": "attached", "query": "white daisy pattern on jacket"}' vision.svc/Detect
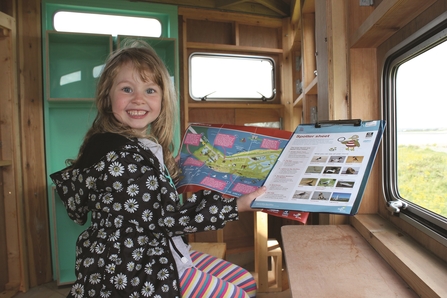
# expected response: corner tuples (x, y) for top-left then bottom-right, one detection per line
(50, 133), (240, 297)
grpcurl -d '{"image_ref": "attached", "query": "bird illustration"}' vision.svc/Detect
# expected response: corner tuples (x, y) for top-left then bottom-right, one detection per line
(340, 135), (360, 151)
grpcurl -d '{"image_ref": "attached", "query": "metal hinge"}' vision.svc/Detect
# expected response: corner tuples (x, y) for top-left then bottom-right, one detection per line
(359, 0), (374, 6)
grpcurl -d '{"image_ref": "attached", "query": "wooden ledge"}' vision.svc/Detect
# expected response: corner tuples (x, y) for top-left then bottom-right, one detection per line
(0, 160), (12, 167)
(282, 224), (418, 297)
(351, 214), (447, 298)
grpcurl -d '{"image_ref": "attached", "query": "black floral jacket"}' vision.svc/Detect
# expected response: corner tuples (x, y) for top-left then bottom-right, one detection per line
(50, 133), (239, 298)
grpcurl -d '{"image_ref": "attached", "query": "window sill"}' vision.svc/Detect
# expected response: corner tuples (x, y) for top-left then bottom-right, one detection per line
(351, 214), (447, 297)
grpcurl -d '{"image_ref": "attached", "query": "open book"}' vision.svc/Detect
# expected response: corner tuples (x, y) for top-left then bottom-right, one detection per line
(175, 123), (309, 223)
(176, 123), (291, 196)
(176, 120), (384, 218)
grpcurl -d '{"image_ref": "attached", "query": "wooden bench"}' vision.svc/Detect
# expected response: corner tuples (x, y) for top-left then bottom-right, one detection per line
(266, 239), (282, 291)
(281, 225), (418, 297)
(189, 242), (227, 259)
(188, 229), (226, 260)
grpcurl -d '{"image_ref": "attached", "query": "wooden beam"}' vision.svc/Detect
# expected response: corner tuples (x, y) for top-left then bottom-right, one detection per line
(140, 0), (290, 17)
(351, 0), (437, 48)
(0, 28), (9, 37)
(255, 0), (289, 16)
(0, 11), (14, 30)
(254, 212), (269, 292)
(179, 7), (283, 27)
(0, 161), (12, 167)
(18, 0), (52, 287)
(215, 0), (248, 9)
(291, 0), (301, 24)
(0, 9), (26, 294)
(140, 0), (217, 9)
(302, 0), (315, 13)
(327, 0), (349, 121)
(281, 17), (295, 131)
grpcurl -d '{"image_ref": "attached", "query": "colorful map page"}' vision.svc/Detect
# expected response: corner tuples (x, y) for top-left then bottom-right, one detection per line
(176, 123), (292, 198)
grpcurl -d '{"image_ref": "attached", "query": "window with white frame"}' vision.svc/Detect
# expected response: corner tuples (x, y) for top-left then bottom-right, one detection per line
(189, 53), (275, 101)
(383, 19), (447, 244)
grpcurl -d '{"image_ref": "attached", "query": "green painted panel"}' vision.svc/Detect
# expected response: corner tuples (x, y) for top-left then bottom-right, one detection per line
(47, 103), (96, 171)
(42, 0), (179, 283)
(47, 103), (96, 284)
(47, 32), (112, 99)
(51, 190), (91, 285)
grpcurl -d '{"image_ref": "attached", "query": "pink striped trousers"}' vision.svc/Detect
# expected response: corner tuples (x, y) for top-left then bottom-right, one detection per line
(180, 250), (257, 298)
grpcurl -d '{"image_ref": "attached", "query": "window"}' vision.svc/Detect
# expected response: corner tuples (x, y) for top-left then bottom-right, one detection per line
(383, 18), (447, 244)
(54, 11), (162, 37)
(50, 11), (163, 94)
(189, 53), (275, 101)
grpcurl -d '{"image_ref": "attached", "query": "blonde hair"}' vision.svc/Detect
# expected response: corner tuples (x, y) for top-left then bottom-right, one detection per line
(72, 39), (180, 180)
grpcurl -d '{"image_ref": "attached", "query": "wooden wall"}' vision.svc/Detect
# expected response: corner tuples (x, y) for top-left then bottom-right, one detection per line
(18, 0), (52, 288)
(0, 9), (17, 293)
(0, 1), (297, 294)
(178, 7), (292, 254)
(0, 0), (52, 294)
(1, 0), (447, 296)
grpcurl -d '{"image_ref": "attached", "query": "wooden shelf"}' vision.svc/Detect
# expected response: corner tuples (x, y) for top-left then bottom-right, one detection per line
(179, 7), (283, 28)
(188, 102), (283, 109)
(0, 160), (12, 167)
(187, 42), (283, 54)
(351, 0), (437, 48)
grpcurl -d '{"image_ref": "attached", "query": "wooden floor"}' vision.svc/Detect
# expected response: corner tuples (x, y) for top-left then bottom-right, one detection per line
(12, 251), (291, 298)
(13, 273), (290, 298)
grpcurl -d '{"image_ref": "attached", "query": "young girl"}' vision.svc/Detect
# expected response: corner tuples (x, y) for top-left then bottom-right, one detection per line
(50, 40), (266, 298)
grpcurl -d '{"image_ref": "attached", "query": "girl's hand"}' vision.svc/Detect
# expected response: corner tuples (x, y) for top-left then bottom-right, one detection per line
(236, 186), (267, 212)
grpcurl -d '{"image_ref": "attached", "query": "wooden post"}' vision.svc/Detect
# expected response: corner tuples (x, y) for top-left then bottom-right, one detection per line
(254, 211), (268, 291)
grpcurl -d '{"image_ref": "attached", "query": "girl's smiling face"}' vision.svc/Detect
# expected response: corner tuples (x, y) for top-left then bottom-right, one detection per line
(110, 62), (162, 133)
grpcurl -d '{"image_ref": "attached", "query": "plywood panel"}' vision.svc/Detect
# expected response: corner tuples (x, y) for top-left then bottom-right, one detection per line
(187, 19), (234, 45)
(189, 108), (235, 124)
(239, 25), (280, 49)
(234, 108), (282, 126)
